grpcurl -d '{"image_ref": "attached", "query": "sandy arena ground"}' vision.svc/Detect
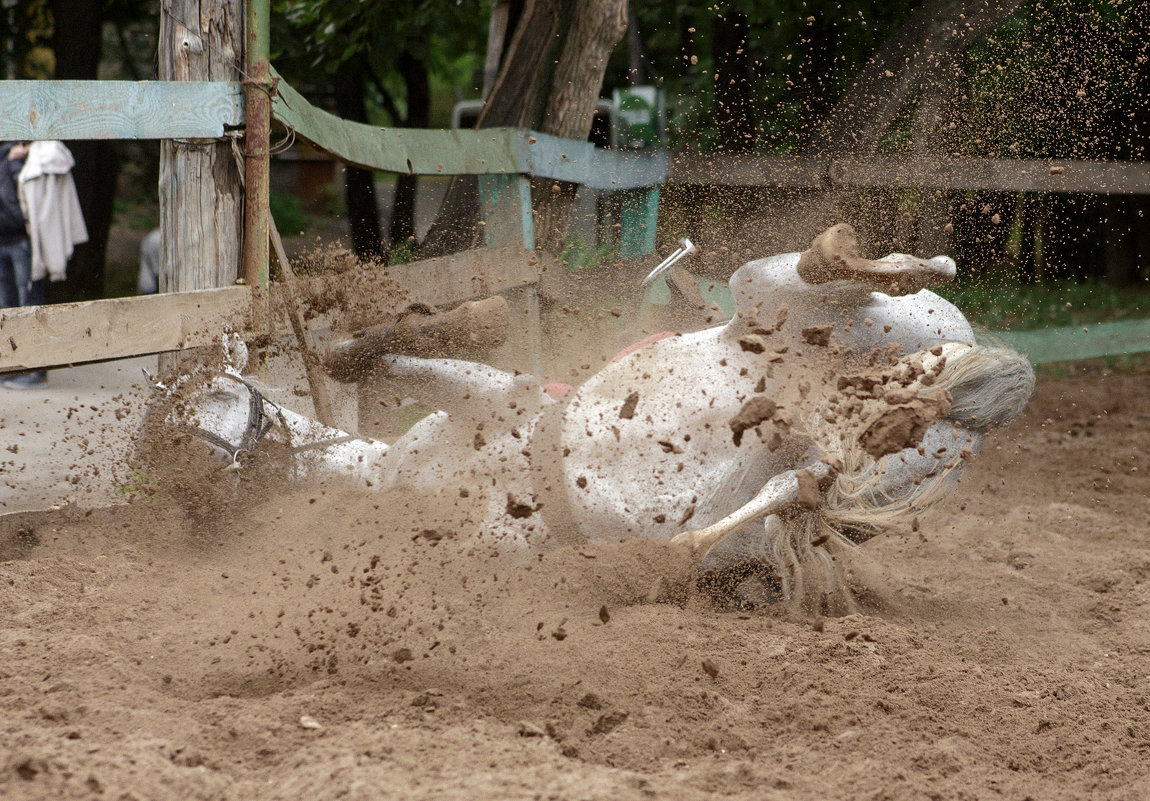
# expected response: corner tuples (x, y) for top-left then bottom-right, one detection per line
(1, 356), (1149, 800)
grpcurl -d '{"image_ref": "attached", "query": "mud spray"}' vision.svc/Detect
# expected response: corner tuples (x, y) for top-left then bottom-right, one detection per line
(3, 2), (1150, 798)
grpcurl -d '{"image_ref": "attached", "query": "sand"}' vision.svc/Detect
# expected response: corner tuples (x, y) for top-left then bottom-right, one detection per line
(2, 362), (1149, 800)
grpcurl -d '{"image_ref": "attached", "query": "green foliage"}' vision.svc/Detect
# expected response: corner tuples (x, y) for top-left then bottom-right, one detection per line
(616, 1), (921, 151)
(272, 0), (487, 125)
(937, 277), (1150, 331)
(112, 196), (159, 232)
(269, 189), (314, 237)
(386, 240), (418, 266)
(964, 0), (1149, 160)
(604, 0), (1147, 160)
(116, 469), (158, 500)
(559, 237), (620, 272)
(1, 0), (54, 78)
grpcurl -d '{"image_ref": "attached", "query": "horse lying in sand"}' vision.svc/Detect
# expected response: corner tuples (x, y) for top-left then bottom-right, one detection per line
(158, 224), (1034, 605)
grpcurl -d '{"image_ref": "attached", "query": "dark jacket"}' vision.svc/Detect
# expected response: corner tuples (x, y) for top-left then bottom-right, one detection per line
(0, 143), (27, 244)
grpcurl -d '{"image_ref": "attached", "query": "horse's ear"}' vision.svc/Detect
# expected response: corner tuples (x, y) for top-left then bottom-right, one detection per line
(223, 332), (249, 373)
(141, 368), (166, 392)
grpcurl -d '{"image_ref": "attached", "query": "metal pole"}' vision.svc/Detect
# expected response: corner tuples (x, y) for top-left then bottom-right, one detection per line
(242, 0), (271, 318)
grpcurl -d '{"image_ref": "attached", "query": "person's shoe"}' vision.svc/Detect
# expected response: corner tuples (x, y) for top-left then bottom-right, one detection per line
(0, 372), (47, 389)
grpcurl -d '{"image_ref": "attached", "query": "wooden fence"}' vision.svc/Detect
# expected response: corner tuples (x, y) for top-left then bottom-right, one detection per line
(0, 4), (1147, 375)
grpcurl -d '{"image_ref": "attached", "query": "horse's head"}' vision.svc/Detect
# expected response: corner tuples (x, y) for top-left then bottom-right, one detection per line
(146, 369), (285, 469)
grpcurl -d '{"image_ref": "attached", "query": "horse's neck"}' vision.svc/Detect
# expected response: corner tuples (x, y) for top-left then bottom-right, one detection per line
(194, 376), (354, 451)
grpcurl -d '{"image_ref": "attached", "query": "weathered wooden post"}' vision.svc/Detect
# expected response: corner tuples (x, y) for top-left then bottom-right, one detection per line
(157, 0), (244, 295)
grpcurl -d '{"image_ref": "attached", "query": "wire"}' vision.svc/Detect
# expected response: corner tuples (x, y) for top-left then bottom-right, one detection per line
(269, 125), (296, 155)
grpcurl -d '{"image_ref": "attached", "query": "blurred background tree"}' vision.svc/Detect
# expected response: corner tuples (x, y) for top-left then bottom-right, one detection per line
(2, 0), (1145, 289)
(272, 0), (487, 260)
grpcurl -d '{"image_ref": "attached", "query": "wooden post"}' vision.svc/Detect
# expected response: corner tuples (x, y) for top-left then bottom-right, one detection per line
(618, 186), (659, 258)
(478, 174), (543, 377)
(478, 174), (535, 251)
(157, 0), (244, 294)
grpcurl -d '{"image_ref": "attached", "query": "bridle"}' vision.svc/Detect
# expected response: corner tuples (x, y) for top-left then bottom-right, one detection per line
(188, 372), (365, 468)
(190, 373), (285, 469)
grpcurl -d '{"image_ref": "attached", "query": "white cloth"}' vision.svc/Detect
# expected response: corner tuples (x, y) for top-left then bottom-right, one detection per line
(137, 228), (160, 294)
(18, 141), (88, 282)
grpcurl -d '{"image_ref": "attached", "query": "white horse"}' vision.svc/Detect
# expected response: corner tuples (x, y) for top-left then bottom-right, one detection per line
(155, 225), (1034, 607)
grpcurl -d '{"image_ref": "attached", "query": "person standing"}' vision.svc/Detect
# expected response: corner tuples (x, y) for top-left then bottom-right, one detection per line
(0, 140), (88, 389)
(0, 141), (41, 388)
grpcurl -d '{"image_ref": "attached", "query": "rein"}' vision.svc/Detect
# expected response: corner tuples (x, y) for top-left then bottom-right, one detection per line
(190, 374), (365, 468)
(191, 373), (283, 467)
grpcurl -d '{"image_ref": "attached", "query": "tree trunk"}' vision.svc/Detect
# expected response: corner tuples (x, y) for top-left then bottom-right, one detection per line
(1043, 194), (1099, 281)
(423, 0), (626, 258)
(51, 0), (115, 302)
(794, 13), (834, 152)
(625, 9), (646, 85)
(421, 0), (567, 258)
(333, 58), (384, 261)
(533, 0), (628, 252)
(387, 52), (430, 252)
(482, 2), (513, 99)
(157, 0), (244, 293)
(1101, 196), (1138, 287)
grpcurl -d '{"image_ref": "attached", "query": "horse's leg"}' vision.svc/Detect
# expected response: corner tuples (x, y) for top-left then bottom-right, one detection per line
(796, 223), (955, 295)
(357, 355), (550, 427)
(672, 463), (833, 559)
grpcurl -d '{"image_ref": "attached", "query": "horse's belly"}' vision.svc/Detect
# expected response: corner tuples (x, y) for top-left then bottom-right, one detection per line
(385, 413), (545, 546)
(560, 400), (797, 540)
(558, 331), (807, 539)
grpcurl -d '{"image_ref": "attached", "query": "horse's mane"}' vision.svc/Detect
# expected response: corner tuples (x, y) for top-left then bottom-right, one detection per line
(763, 343), (1034, 612)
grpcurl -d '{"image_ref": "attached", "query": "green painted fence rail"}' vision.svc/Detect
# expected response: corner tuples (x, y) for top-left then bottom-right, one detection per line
(273, 70), (521, 176)
(271, 70), (665, 190)
(994, 318), (1150, 364)
(0, 80), (244, 140)
(523, 132), (667, 190)
(669, 152), (1150, 194)
(4, 76), (1145, 196)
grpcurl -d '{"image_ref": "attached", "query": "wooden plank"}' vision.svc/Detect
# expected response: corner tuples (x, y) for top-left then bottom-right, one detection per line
(994, 319), (1150, 364)
(669, 151), (1150, 195)
(385, 245), (540, 308)
(618, 186), (659, 257)
(0, 287), (251, 373)
(272, 70), (521, 175)
(834, 156), (1150, 195)
(669, 151), (826, 188)
(0, 246), (537, 374)
(273, 74), (664, 187)
(525, 132), (666, 189)
(0, 80), (243, 140)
